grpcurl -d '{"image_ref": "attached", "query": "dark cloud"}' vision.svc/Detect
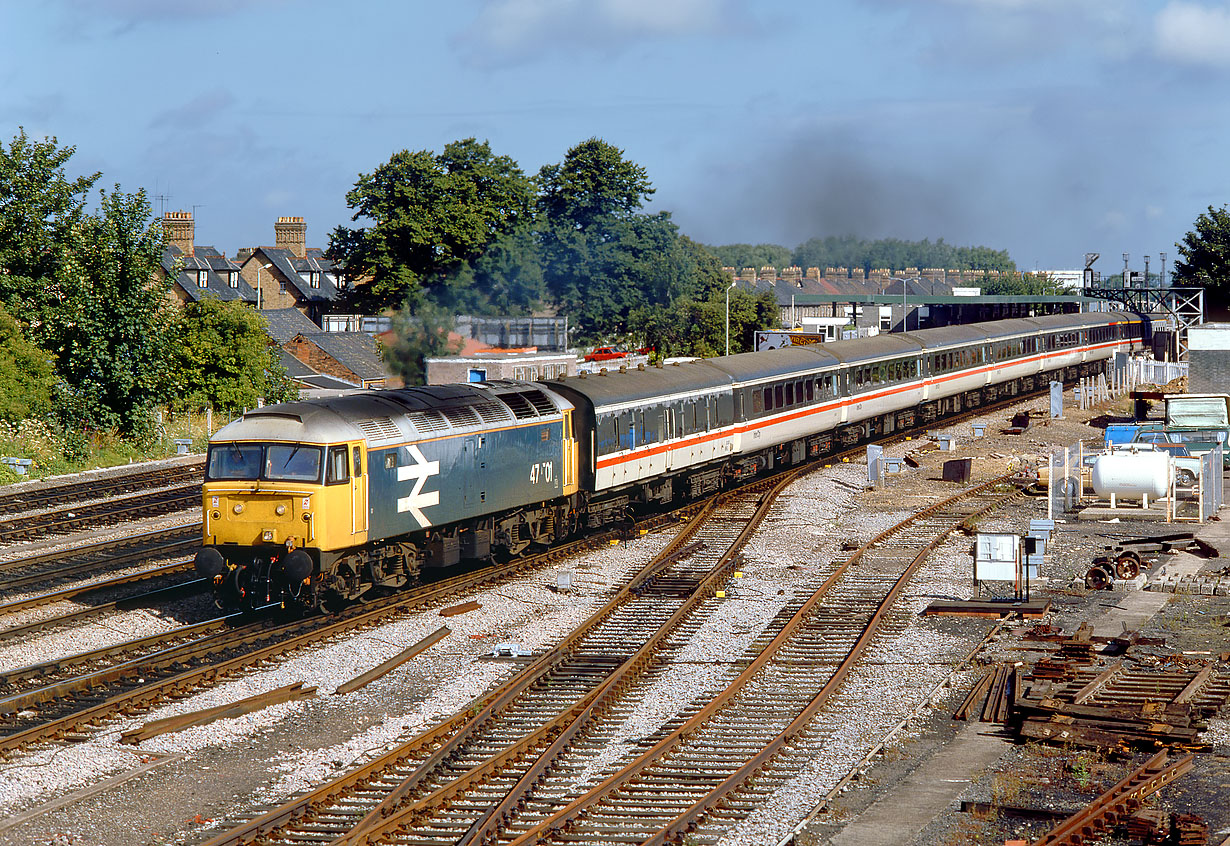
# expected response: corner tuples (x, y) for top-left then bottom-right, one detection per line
(666, 94), (1178, 268)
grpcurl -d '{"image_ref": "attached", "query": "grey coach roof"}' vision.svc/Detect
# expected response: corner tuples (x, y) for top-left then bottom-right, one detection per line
(544, 360), (731, 408)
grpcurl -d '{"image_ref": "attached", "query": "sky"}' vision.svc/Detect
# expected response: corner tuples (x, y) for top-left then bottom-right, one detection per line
(3, 0), (1228, 276)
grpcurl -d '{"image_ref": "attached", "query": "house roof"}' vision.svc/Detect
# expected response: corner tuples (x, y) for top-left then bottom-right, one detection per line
(163, 245), (256, 303)
(277, 348), (317, 379)
(251, 247), (340, 304)
(262, 307), (322, 344)
(290, 331), (390, 382)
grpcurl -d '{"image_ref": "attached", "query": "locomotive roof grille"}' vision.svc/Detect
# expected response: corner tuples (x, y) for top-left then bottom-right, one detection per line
(441, 405), (481, 427)
(501, 392), (538, 420)
(474, 400), (514, 425)
(520, 389), (558, 416)
(355, 416), (402, 443)
(407, 409), (449, 434)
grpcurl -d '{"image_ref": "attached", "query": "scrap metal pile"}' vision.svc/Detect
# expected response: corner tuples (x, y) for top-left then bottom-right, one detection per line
(957, 623), (1230, 752)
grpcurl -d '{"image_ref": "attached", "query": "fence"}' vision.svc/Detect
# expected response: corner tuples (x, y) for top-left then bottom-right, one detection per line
(1043, 438), (1224, 524)
(1113, 355), (1187, 390)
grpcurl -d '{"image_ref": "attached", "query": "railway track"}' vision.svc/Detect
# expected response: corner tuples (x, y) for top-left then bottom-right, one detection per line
(0, 483), (200, 544)
(0, 460), (202, 516)
(0, 524), (199, 600)
(192, 473), (1027, 846)
(0, 510), (680, 761)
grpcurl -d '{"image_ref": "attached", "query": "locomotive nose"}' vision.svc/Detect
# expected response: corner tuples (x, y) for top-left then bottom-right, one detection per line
(194, 548), (227, 580)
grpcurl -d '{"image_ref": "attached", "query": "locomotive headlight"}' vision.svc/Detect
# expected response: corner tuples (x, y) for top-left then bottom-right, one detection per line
(211, 510), (221, 521)
(302, 512), (312, 522)
(232, 503), (244, 514)
(275, 504), (287, 516)
(262, 530), (274, 542)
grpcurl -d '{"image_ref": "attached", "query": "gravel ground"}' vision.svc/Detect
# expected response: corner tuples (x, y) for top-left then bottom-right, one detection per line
(6, 394), (1230, 846)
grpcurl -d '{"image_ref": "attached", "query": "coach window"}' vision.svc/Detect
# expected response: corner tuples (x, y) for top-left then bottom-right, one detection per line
(326, 446), (350, 485)
(774, 384), (784, 408)
(752, 389), (763, 414)
(785, 382), (794, 405)
(805, 380), (814, 402)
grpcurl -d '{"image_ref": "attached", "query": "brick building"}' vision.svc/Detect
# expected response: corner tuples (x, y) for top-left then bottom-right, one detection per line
(236, 216), (340, 324)
(158, 211), (256, 306)
(282, 331), (390, 389)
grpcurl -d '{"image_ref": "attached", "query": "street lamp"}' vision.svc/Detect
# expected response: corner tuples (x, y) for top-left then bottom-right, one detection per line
(255, 261), (272, 310)
(725, 279), (737, 356)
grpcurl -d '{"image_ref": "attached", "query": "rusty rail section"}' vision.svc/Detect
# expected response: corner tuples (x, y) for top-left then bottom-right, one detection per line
(1031, 750), (1194, 846)
(0, 483), (200, 543)
(0, 460), (203, 517)
(504, 475), (1027, 846)
(0, 532), (625, 760)
(196, 490), (735, 846)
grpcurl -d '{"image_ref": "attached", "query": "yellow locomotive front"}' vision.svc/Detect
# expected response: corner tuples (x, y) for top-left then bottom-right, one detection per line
(194, 407), (368, 610)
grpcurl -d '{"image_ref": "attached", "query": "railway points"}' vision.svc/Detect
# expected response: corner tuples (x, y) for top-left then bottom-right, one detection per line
(0, 385), (1228, 845)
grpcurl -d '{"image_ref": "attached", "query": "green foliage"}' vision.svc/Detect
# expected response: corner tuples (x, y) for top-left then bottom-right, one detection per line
(170, 299), (296, 415)
(634, 285), (778, 358)
(0, 302), (55, 421)
(1172, 204), (1230, 310)
(0, 128), (100, 321)
(704, 243), (792, 270)
(329, 138), (535, 312)
(538, 138), (714, 343)
(445, 225), (544, 315)
(789, 235), (1015, 274)
(981, 272), (1065, 296)
(47, 186), (172, 438)
(380, 300), (464, 386)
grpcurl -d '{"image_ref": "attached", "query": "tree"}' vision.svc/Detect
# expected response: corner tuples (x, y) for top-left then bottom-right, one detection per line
(0, 301), (55, 421)
(380, 300), (463, 386)
(328, 138), (535, 312)
(1172, 205), (1230, 317)
(540, 139), (695, 342)
(49, 187), (174, 437)
(0, 128), (99, 325)
(704, 243), (792, 271)
(445, 225), (544, 315)
(171, 298), (296, 415)
(634, 284), (778, 358)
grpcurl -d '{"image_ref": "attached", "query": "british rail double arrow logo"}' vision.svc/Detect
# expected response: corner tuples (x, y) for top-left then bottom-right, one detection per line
(396, 444), (440, 527)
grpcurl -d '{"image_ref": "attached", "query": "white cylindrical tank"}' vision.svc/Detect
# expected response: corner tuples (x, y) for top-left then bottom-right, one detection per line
(1091, 451), (1171, 499)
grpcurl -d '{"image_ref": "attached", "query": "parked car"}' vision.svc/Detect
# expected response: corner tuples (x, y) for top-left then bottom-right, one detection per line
(1131, 424), (1229, 470)
(583, 346), (627, 362)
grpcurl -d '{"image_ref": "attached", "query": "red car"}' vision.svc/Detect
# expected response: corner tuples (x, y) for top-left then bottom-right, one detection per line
(584, 346), (628, 362)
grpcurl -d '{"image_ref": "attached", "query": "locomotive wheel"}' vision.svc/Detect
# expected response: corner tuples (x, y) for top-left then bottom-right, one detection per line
(1115, 552), (1142, 580)
(1084, 563), (1114, 591)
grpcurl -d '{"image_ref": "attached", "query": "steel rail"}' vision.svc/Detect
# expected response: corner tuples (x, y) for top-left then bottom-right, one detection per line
(502, 475), (1025, 846)
(0, 484), (200, 543)
(0, 560), (197, 617)
(0, 461), (202, 516)
(0, 524), (199, 576)
(0, 510), (686, 759)
(340, 476), (797, 846)
(1031, 750), (1193, 846)
(196, 496), (726, 846)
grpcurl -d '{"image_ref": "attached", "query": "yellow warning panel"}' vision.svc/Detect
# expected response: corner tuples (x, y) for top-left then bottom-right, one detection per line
(716, 590), (726, 598)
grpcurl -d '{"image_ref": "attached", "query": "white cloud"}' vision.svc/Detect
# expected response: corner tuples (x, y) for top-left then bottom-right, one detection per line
(457, 0), (742, 66)
(1156, 2), (1230, 67)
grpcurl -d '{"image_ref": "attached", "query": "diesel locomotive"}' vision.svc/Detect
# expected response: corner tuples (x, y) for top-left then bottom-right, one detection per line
(194, 310), (1149, 611)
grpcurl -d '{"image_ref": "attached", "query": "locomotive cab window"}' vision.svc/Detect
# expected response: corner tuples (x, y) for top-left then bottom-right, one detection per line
(353, 446), (362, 476)
(326, 446), (349, 485)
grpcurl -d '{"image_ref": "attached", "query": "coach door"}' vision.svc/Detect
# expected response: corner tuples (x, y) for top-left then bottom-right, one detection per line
(562, 411), (578, 496)
(351, 444), (367, 536)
